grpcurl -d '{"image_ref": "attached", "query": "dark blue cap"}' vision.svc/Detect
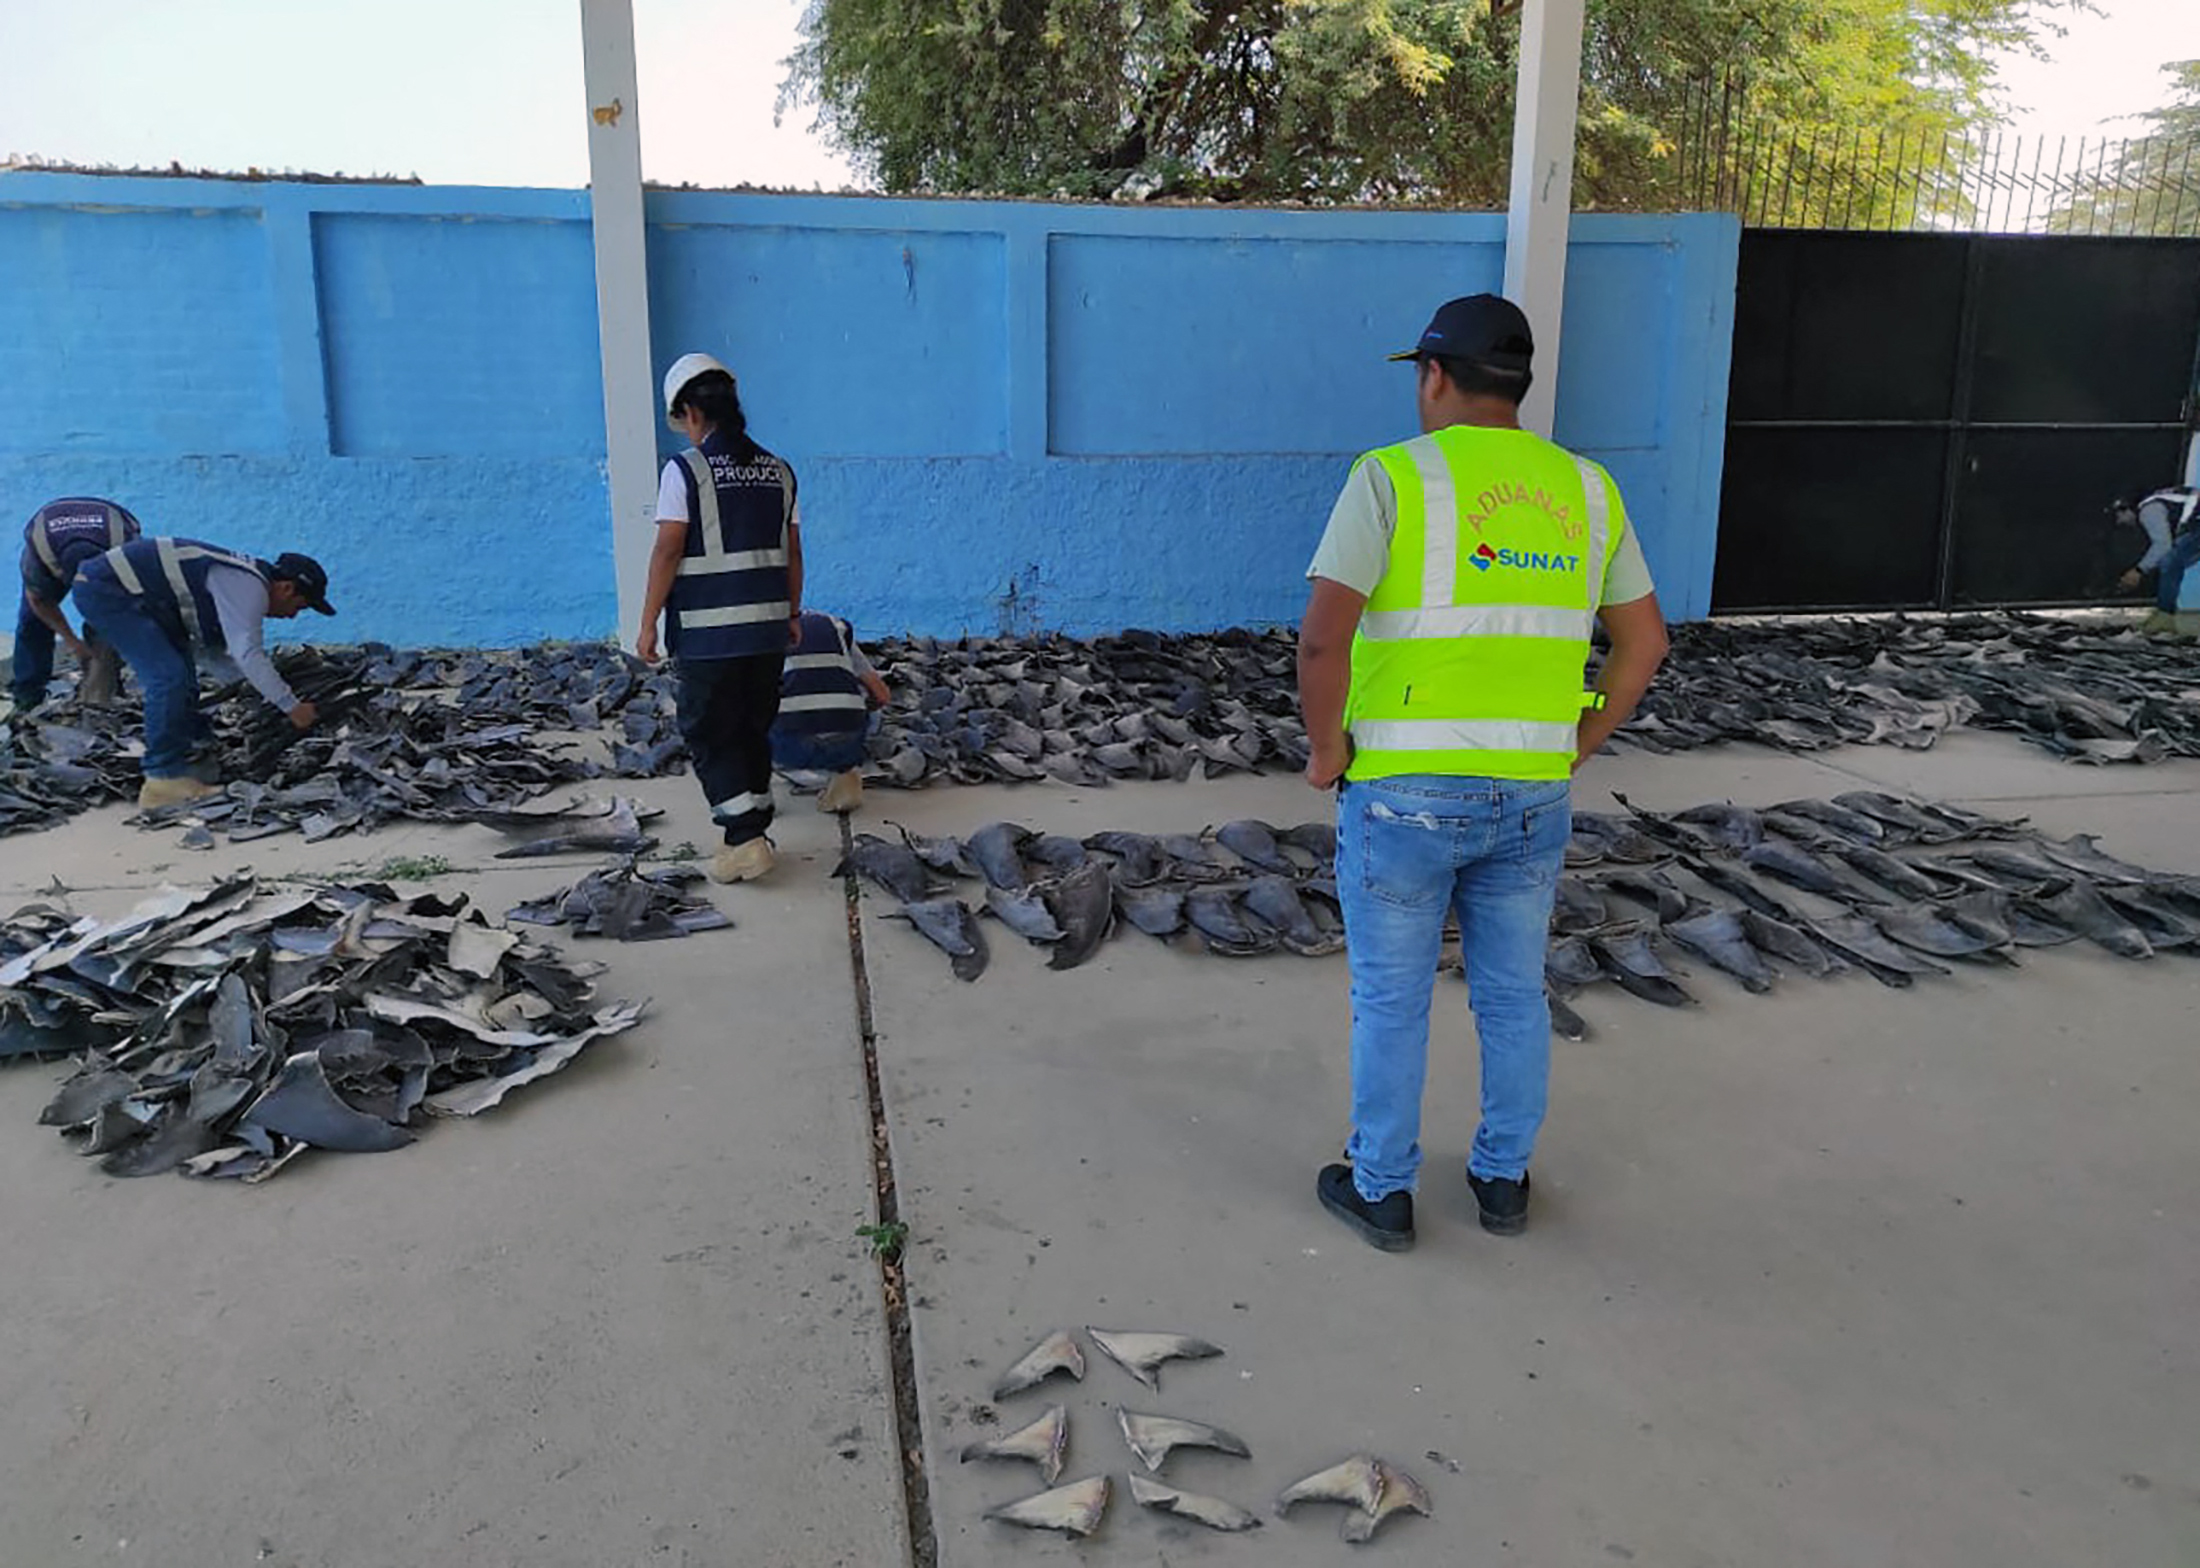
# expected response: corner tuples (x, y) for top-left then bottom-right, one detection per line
(272, 552), (335, 615)
(1389, 294), (1535, 370)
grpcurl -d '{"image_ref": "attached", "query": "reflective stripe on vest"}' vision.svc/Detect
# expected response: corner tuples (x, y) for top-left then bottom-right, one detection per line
(680, 601), (792, 628)
(106, 545), (147, 595)
(156, 538), (206, 646)
(1344, 429), (1622, 783)
(1352, 717), (1581, 754)
(27, 499), (137, 584)
(666, 439), (795, 660)
(2143, 487), (2200, 532)
(778, 613), (869, 735)
(90, 538), (267, 651)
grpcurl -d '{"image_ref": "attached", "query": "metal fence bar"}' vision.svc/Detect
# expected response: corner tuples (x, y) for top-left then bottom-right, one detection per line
(1987, 132), (2005, 229)
(1909, 130), (1936, 230)
(1883, 126), (1908, 232)
(1716, 70), (1736, 210)
(1668, 101), (2200, 237)
(2022, 133), (2045, 232)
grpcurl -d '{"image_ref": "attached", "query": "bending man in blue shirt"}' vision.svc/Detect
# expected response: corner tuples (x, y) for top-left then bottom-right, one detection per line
(2115, 485), (2200, 629)
(72, 538), (334, 809)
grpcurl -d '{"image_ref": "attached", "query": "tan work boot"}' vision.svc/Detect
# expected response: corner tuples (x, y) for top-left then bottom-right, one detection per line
(78, 642), (120, 706)
(817, 768), (865, 815)
(708, 837), (776, 884)
(137, 776), (220, 811)
(2140, 610), (2179, 635)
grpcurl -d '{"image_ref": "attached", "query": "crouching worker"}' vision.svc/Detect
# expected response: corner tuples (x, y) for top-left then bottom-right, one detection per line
(637, 352), (804, 884)
(13, 496), (141, 711)
(2114, 485), (2200, 631)
(773, 611), (891, 814)
(70, 539), (333, 809)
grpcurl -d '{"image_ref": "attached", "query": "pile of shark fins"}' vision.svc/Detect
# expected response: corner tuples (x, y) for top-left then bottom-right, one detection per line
(835, 818), (1344, 980)
(1538, 791), (2199, 1037)
(1, 875), (646, 1182)
(1622, 612), (2200, 763)
(844, 795), (2197, 1039)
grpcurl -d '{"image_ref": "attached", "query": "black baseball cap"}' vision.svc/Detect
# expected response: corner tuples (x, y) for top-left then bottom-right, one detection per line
(272, 552), (336, 615)
(1388, 294), (1535, 370)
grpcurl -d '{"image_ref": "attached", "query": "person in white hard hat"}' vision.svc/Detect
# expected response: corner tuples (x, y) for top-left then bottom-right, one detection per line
(637, 352), (805, 883)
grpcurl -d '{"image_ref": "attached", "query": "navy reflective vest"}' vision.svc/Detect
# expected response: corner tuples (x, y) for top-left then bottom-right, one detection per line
(79, 538), (270, 652)
(778, 613), (869, 736)
(23, 497), (140, 593)
(2142, 487), (2200, 533)
(666, 431), (796, 660)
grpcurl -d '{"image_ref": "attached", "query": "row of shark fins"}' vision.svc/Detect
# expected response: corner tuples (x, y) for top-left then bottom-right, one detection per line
(965, 1326), (1431, 1545)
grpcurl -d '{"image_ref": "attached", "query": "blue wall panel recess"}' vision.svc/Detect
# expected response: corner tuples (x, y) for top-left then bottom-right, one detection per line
(0, 171), (1739, 647)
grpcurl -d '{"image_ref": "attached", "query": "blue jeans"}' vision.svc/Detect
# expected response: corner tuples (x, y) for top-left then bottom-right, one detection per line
(2157, 529), (2200, 612)
(1337, 773), (1571, 1201)
(771, 715), (873, 772)
(68, 575), (206, 777)
(11, 590), (55, 709)
(11, 587), (109, 709)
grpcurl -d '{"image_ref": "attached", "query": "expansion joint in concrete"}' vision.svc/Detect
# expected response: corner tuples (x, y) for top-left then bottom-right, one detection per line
(838, 814), (939, 1568)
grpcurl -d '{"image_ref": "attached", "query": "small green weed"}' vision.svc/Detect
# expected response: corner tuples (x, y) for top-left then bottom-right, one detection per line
(857, 1220), (909, 1261)
(377, 854), (454, 881)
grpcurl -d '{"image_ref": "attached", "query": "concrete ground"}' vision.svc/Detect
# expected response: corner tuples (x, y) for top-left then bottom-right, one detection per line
(1, 734), (2196, 1566)
(0, 782), (905, 1568)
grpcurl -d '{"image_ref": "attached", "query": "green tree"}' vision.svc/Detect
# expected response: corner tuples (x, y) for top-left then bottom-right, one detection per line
(2050, 60), (2200, 235)
(782, 0), (2084, 209)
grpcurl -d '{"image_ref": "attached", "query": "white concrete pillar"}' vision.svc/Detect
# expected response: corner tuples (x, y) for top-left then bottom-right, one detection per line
(580, 0), (658, 642)
(1503, 0), (1588, 439)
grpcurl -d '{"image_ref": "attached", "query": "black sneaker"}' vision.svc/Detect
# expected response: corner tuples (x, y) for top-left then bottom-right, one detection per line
(1318, 1163), (1414, 1252)
(1467, 1170), (1531, 1236)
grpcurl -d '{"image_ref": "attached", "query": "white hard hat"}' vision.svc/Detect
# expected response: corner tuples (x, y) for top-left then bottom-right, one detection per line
(662, 352), (733, 427)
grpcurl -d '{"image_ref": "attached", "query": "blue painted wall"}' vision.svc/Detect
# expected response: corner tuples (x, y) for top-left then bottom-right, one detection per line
(0, 172), (1738, 645)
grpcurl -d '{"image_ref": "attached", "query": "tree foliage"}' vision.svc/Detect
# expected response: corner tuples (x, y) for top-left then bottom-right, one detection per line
(2051, 60), (2200, 235)
(782, 0), (2085, 206)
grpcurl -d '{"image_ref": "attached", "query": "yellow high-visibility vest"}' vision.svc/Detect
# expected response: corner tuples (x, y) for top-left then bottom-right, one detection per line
(1345, 425), (1621, 782)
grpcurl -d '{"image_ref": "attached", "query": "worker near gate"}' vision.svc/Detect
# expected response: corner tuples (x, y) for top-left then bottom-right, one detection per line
(772, 610), (891, 815)
(12, 496), (141, 712)
(636, 352), (805, 884)
(2114, 485), (2200, 631)
(70, 538), (333, 810)
(1298, 294), (1670, 1253)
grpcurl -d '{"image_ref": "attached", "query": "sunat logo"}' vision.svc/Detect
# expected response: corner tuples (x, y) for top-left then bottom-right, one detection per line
(1468, 544), (1583, 575)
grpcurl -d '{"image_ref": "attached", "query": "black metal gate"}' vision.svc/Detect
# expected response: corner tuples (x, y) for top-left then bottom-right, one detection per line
(1714, 231), (2200, 612)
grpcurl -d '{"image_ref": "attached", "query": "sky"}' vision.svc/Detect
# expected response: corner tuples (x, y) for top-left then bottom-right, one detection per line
(0, 0), (860, 190)
(0, 0), (2196, 191)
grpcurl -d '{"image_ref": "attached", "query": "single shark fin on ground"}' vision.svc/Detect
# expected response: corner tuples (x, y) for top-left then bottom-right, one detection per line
(1276, 1454), (1386, 1516)
(1338, 1460), (1432, 1544)
(1127, 1473), (1263, 1531)
(960, 1404), (1067, 1484)
(1086, 1327), (1223, 1390)
(1115, 1408), (1251, 1472)
(991, 1329), (1085, 1400)
(982, 1474), (1110, 1538)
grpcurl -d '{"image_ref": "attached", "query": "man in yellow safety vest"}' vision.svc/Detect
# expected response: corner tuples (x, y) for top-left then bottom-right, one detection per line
(1298, 294), (1670, 1252)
